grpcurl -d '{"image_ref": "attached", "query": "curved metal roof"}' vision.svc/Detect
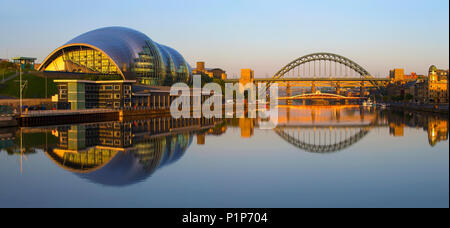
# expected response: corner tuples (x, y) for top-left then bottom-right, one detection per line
(39, 26), (191, 83)
(161, 44), (189, 72)
(155, 42), (174, 73)
(65, 27), (153, 75)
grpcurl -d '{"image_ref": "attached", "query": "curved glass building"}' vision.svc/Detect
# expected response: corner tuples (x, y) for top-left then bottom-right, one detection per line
(38, 26), (191, 85)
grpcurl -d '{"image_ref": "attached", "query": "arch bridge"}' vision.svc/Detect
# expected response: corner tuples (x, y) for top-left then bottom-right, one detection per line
(226, 52), (390, 100)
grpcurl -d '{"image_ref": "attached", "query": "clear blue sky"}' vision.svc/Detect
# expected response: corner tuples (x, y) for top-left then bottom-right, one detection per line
(0, 0), (448, 78)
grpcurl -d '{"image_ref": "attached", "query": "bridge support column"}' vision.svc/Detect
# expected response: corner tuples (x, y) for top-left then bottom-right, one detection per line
(336, 82), (341, 95)
(336, 109), (341, 122)
(311, 110), (316, 123)
(286, 84), (292, 105)
(360, 82), (365, 98)
(360, 108), (365, 121)
(311, 82), (316, 94)
(287, 106), (291, 121)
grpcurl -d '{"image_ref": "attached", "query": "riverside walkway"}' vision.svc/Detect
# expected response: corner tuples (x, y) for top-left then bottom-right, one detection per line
(17, 109), (119, 126)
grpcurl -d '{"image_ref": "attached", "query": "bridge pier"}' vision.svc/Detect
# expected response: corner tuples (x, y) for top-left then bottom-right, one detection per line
(311, 82), (316, 94)
(286, 84), (292, 105)
(360, 108), (365, 122)
(287, 107), (291, 121)
(311, 110), (316, 123)
(336, 109), (341, 122)
(336, 82), (341, 95)
(360, 81), (365, 98)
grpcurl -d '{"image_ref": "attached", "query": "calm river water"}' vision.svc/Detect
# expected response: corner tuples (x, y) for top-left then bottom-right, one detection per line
(0, 106), (448, 208)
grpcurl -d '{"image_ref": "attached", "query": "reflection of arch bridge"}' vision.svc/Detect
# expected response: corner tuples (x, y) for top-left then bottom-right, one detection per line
(274, 124), (378, 153)
(273, 107), (387, 153)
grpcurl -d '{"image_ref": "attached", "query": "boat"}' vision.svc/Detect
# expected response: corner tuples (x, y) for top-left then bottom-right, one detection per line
(362, 98), (373, 107)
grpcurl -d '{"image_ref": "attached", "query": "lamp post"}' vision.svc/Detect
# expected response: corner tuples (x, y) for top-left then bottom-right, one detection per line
(19, 65), (22, 115)
(45, 73), (47, 98)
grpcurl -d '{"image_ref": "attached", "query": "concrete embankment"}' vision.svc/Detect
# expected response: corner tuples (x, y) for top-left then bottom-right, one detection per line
(16, 109), (119, 127)
(0, 116), (17, 128)
(119, 108), (171, 120)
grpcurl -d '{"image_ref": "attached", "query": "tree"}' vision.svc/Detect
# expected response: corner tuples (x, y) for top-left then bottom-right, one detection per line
(188, 73), (213, 87)
(405, 94), (413, 101)
(212, 78), (226, 95)
(0, 61), (17, 73)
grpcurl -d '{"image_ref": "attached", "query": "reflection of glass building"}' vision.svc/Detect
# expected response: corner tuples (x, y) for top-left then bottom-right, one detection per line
(38, 27), (191, 85)
(46, 122), (193, 186)
(45, 117), (220, 186)
(75, 133), (193, 186)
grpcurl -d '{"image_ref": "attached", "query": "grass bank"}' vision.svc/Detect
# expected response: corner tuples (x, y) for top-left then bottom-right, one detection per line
(0, 73), (57, 98)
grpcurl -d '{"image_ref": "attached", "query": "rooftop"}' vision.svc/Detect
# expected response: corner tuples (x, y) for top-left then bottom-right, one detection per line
(193, 67), (226, 72)
(12, 57), (37, 61)
(54, 79), (136, 84)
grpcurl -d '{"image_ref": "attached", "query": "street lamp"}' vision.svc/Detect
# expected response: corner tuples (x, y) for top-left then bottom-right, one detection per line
(19, 65), (22, 115)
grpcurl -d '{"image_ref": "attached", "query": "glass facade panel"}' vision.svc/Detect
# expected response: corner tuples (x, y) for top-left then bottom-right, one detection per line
(45, 47), (119, 75)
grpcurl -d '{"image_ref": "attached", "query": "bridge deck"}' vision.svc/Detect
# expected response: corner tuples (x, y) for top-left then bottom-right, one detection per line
(225, 77), (390, 83)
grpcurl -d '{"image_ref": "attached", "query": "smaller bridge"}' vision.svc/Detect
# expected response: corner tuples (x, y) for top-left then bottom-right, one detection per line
(279, 91), (363, 101)
(278, 91), (364, 105)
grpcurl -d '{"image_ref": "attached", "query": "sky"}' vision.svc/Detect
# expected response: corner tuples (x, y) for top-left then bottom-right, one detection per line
(0, 0), (448, 78)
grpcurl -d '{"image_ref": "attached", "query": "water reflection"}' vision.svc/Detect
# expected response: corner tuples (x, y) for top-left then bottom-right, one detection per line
(385, 109), (449, 146)
(274, 105), (379, 153)
(1, 116), (224, 186)
(0, 106), (448, 188)
(226, 105), (448, 153)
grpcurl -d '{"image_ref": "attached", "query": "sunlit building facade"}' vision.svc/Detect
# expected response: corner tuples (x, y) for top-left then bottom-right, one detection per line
(192, 61), (227, 80)
(428, 65), (448, 104)
(240, 69), (254, 85)
(12, 57), (37, 70)
(389, 68), (405, 82)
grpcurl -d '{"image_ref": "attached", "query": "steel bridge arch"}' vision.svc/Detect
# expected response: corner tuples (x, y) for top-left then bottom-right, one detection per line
(273, 52), (372, 79)
(274, 126), (371, 153)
